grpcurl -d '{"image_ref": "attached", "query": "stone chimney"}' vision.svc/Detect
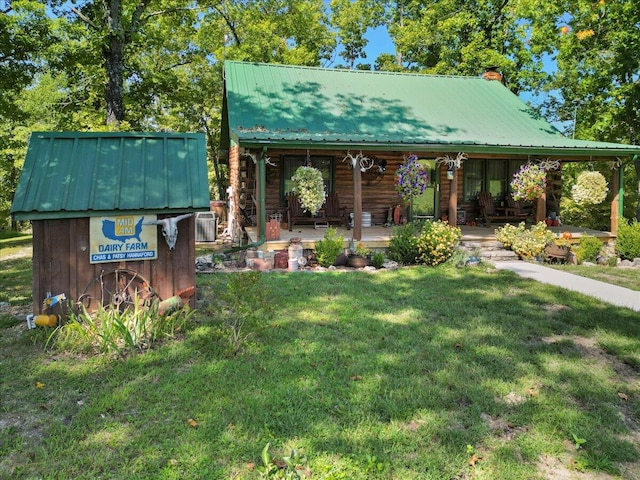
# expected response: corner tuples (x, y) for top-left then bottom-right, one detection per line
(482, 66), (503, 82)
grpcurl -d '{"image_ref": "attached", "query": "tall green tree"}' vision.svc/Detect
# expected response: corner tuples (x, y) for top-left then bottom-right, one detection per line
(42, 0), (200, 126)
(527, 0), (640, 219)
(0, 0), (54, 228)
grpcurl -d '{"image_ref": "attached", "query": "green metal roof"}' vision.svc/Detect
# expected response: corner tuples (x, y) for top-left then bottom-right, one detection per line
(11, 132), (210, 220)
(223, 61), (640, 157)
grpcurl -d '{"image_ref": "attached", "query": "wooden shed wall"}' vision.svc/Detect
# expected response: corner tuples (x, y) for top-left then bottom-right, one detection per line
(31, 216), (196, 314)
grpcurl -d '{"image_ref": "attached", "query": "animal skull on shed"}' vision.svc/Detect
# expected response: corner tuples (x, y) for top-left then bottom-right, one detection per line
(145, 213), (193, 250)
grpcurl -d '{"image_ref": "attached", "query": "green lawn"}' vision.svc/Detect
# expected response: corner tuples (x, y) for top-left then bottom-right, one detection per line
(548, 264), (640, 291)
(2, 235), (640, 479)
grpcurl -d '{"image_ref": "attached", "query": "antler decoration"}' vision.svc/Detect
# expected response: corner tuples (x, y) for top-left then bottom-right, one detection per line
(343, 151), (374, 172)
(435, 152), (467, 169)
(537, 158), (561, 171)
(612, 157), (623, 169)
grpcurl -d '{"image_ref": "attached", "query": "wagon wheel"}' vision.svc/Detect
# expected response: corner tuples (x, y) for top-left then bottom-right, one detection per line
(78, 269), (159, 312)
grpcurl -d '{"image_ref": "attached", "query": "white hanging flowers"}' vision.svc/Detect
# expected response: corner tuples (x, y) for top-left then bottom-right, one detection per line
(571, 171), (608, 205)
(291, 166), (326, 215)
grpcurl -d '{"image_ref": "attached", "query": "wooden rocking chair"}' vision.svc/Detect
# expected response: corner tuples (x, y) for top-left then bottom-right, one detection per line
(505, 194), (533, 221)
(477, 191), (525, 225)
(323, 193), (348, 228)
(286, 193), (316, 231)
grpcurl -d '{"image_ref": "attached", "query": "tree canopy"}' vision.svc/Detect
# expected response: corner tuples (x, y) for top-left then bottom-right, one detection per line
(2, 0), (640, 227)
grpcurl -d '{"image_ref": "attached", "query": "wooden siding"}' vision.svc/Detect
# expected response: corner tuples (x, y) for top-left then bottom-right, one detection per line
(244, 149), (416, 226)
(31, 216), (196, 315)
(239, 149), (568, 229)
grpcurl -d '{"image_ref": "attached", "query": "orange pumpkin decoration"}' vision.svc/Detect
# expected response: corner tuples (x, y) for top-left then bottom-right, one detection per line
(562, 231), (573, 240)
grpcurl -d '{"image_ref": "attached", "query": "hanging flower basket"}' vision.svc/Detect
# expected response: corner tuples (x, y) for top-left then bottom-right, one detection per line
(291, 166), (326, 216)
(511, 163), (546, 201)
(571, 171), (608, 205)
(395, 154), (429, 203)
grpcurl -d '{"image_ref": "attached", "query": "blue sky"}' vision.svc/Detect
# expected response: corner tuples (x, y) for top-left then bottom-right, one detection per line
(362, 25), (395, 64)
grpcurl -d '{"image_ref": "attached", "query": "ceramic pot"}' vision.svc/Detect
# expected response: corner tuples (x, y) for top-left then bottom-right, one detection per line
(347, 254), (368, 268)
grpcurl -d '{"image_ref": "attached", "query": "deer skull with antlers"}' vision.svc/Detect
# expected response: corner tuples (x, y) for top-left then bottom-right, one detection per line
(145, 214), (193, 250)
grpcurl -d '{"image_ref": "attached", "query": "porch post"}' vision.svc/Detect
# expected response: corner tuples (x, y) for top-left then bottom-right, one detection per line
(448, 168), (458, 226)
(610, 164), (622, 235)
(535, 197), (546, 223)
(353, 164), (362, 241)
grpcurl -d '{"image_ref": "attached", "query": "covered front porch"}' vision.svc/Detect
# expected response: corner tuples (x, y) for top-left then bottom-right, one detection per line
(244, 223), (613, 253)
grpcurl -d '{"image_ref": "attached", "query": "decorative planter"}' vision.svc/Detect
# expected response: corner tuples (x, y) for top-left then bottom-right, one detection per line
(545, 243), (570, 262)
(347, 254), (368, 268)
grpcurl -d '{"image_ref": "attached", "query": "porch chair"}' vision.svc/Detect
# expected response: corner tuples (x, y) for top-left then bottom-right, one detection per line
(286, 193), (316, 231)
(476, 191), (524, 225)
(322, 193), (348, 228)
(505, 194), (533, 221)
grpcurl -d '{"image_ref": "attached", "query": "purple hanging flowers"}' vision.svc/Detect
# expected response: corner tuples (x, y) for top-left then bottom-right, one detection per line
(395, 154), (429, 202)
(510, 163), (546, 201)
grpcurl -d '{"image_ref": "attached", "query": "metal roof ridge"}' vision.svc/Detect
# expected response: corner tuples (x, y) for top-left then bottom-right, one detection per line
(225, 60), (482, 80)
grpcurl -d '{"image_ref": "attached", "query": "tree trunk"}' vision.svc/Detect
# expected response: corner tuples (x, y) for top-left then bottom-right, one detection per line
(635, 158), (640, 221)
(104, 0), (125, 125)
(203, 120), (225, 200)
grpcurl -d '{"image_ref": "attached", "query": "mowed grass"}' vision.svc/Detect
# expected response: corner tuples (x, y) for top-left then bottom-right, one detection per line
(0, 232), (32, 307)
(549, 263), (640, 291)
(1, 236), (640, 478)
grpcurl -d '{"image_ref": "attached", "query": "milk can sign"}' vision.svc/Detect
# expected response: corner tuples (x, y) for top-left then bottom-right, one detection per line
(89, 215), (158, 264)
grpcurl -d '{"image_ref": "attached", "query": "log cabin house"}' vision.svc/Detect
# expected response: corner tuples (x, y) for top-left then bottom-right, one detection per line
(220, 61), (640, 247)
(10, 132), (210, 315)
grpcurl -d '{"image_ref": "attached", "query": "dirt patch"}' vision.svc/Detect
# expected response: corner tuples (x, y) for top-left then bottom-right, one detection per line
(537, 454), (619, 480)
(480, 412), (527, 441)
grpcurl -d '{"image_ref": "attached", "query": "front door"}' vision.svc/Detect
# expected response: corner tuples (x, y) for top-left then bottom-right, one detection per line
(411, 159), (439, 220)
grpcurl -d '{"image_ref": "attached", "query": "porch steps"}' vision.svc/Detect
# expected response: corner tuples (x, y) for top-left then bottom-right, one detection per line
(459, 240), (518, 262)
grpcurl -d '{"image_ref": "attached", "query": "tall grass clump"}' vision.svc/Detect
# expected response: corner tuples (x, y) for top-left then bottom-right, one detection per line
(207, 271), (274, 354)
(48, 296), (194, 356)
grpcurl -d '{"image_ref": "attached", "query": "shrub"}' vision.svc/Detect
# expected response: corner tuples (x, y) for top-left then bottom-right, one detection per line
(371, 251), (386, 269)
(615, 220), (640, 260)
(574, 234), (603, 264)
(416, 220), (462, 266)
(497, 221), (554, 260)
(495, 222), (527, 249)
(388, 222), (421, 265)
(314, 227), (344, 267)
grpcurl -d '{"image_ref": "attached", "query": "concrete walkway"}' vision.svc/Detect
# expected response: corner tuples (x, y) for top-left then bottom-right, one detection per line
(494, 261), (640, 312)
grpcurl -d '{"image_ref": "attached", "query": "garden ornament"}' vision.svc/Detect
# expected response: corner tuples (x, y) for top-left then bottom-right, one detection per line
(146, 214), (193, 250)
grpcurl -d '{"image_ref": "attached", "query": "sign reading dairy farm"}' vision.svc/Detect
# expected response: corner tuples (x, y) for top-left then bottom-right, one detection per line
(89, 215), (158, 263)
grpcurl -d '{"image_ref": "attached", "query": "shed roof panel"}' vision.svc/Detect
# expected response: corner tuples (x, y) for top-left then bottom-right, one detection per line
(11, 132), (210, 220)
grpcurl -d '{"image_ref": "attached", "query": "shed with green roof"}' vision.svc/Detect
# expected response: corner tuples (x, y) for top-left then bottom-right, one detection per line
(11, 131), (210, 315)
(221, 61), (640, 241)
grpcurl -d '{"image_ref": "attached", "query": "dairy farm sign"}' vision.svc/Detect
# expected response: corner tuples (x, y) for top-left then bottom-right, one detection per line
(89, 215), (158, 264)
